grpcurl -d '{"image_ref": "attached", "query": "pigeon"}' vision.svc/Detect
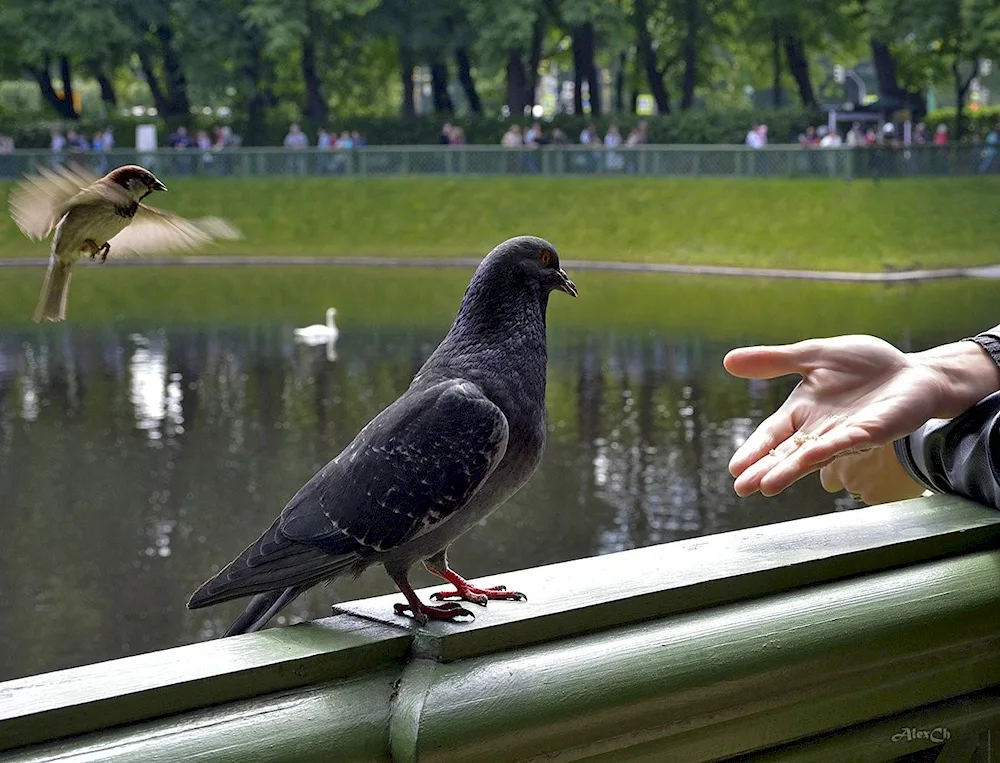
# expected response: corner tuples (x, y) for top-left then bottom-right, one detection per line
(188, 236), (577, 635)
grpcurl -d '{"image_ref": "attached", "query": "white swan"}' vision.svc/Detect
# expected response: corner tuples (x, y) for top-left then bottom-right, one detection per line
(294, 307), (339, 345)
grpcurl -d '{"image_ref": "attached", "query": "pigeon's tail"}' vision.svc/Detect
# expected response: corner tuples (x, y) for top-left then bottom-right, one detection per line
(34, 257), (72, 322)
(187, 517), (360, 635)
(223, 585), (310, 637)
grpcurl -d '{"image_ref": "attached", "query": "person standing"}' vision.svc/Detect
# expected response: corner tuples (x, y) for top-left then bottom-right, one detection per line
(283, 122), (309, 175)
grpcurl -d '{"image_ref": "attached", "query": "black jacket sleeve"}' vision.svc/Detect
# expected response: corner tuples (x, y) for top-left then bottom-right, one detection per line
(894, 391), (1000, 510)
(892, 327), (1000, 510)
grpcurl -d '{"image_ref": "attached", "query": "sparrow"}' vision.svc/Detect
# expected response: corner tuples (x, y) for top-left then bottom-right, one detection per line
(8, 164), (240, 322)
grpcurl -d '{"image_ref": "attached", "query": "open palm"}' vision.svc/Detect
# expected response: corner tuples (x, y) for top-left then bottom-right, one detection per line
(724, 335), (949, 497)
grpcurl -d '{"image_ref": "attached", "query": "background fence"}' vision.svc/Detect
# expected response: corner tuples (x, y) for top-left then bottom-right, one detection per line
(0, 144), (997, 180)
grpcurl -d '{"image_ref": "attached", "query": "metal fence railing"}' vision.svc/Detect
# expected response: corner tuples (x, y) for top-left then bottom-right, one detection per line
(0, 144), (997, 180)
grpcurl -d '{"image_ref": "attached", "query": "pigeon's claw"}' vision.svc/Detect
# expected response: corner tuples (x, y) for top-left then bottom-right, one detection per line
(393, 600), (475, 625)
(430, 584), (527, 606)
(424, 564), (528, 606)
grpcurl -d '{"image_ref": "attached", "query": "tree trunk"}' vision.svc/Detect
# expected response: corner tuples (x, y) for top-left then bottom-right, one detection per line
(89, 61), (118, 108)
(614, 51), (626, 113)
(59, 56), (77, 117)
(953, 57), (979, 142)
(572, 40), (584, 115)
(454, 47), (482, 114)
(137, 46), (173, 123)
(399, 46), (416, 118)
(870, 38), (903, 101)
(137, 25), (190, 122)
(633, 0), (671, 114)
(572, 22), (601, 116)
(244, 38), (276, 145)
(154, 25), (191, 120)
(528, 12), (545, 108)
(28, 57), (77, 119)
(507, 50), (530, 117)
(771, 26), (782, 108)
(430, 61), (454, 114)
(505, 10), (544, 117)
(783, 35), (816, 107)
(301, 34), (327, 125)
(680, 0), (698, 110)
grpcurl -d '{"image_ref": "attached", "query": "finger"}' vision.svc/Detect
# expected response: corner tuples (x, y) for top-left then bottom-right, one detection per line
(729, 409), (795, 477)
(733, 454), (779, 497)
(732, 431), (808, 496)
(758, 435), (863, 496)
(753, 418), (874, 495)
(819, 463), (843, 493)
(723, 341), (821, 380)
(790, 424), (879, 472)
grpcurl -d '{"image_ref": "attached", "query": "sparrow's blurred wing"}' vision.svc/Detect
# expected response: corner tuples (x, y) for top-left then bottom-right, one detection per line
(107, 205), (242, 257)
(8, 164), (102, 240)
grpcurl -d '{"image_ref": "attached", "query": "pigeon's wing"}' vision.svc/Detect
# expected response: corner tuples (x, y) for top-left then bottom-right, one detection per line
(8, 163), (102, 240)
(187, 379), (508, 609)
(106, 204), (241, 257)
(281, 379), (510, 556)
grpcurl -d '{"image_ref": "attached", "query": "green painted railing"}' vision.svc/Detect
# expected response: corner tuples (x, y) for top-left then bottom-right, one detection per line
(0, 143), (995, 180)
(2, 495), (1000, 762)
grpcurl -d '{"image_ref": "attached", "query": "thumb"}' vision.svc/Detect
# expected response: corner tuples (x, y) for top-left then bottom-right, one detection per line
(724, 342), (818, 380)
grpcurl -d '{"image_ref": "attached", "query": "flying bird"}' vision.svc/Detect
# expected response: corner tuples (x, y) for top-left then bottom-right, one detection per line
(188, 236), (578, 635)
(8, 163), (240, 322)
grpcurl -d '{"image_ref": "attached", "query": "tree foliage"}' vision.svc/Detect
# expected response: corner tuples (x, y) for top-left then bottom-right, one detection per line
(0, 0), (992, 140)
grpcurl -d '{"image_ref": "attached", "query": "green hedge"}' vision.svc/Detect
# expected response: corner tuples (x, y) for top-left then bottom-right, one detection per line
(0, 107), (821, 148)
(926, 106), (1000, 138)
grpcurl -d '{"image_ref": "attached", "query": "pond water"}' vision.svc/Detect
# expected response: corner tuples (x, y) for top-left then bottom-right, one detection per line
(1, 265), (996, 681)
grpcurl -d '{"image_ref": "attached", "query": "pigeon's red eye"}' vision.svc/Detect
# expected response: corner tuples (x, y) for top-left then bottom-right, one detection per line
(540, 250), (552, 266)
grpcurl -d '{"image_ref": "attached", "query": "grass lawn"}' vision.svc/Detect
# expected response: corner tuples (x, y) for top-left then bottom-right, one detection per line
(1, 176), (998, 271)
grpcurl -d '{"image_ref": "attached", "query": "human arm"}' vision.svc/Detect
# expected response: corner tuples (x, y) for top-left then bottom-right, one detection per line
(724, 330), (1000, 498)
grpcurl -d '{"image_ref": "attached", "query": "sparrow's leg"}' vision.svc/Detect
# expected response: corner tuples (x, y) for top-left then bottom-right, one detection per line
(387, 568), (475, 625)
(425, 550), (527, 606)
(82, 239), (100, 261)
(98, 242), (110, 263)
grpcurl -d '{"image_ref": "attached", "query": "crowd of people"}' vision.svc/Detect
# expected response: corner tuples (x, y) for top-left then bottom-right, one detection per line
(744, 118), (986, 150)
(4, 115), (994, 182)
(167, 124), (241, 152)
(495, 120), (650, 150)
(282, 122), (368, 151)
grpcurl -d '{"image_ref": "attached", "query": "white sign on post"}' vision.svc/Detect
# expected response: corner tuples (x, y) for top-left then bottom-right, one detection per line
(136, 124), (157, 152)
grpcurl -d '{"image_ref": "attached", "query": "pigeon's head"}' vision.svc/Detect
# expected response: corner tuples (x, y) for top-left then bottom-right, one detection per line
(490, 236), (578, 299)
(107, 165), (168, 201)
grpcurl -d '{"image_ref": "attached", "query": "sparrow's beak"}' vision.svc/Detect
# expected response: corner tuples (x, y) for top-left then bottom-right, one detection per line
(150, 179), (168, 192)
(556, 268), (578, 298)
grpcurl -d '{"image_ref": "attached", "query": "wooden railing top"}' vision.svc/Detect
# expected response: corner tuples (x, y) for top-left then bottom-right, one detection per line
(1, 495), (999, 756)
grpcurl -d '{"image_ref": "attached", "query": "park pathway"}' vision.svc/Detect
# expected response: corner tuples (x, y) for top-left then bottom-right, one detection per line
(2, 256), (999, 283)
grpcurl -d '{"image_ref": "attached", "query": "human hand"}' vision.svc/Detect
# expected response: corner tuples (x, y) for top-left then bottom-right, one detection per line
(724, 335), (999, 497)
(819, 443), (926, 505)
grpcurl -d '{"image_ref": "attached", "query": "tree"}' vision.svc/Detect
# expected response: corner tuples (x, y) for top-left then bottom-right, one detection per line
(0, 0), (132, 119)
(468, 0), (548, 117)
(870, 0), (1000, 138)
(242, 0), (380, 126)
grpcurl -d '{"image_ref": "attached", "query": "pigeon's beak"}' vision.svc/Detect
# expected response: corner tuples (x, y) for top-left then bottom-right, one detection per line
(555, 268), (578, 298)
(150, 178), (168, 192)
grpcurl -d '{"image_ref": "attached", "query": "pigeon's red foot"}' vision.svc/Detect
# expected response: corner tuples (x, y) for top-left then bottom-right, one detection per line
(393, 600), (475, 625)
(426, 567), (528, 607)
(98, 242), (110, 263)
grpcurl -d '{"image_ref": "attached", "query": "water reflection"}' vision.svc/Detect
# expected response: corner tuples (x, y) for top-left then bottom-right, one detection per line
(3, 323), (845, 680)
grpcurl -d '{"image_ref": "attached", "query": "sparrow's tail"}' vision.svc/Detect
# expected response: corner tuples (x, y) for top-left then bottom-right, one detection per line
(33, 257), (73, 323)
